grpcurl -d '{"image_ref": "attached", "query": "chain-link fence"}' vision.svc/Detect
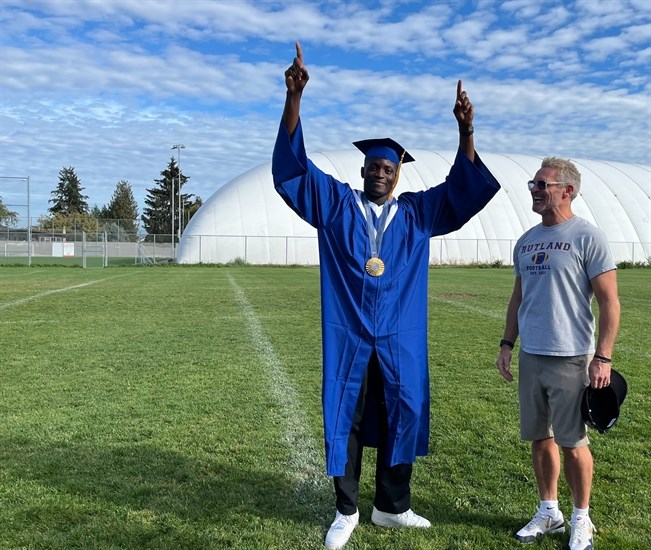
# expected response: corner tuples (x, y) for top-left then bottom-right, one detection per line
(176, 234), (650, 266)
(0, 230), (176, 267)
(1, 218), (649, 267)
(2, 233), (649, 268)
(0, 218), (176, 266)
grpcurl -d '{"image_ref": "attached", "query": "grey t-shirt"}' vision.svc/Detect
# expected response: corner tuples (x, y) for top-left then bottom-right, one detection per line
(514, 216), (616, 356)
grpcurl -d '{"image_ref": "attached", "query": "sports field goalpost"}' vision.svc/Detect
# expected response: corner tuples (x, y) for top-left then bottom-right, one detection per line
(0, 175), (31, 266)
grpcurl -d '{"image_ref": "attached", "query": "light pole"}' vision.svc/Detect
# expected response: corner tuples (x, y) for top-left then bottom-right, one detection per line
(26, 176), (30, 266)
(169, 160), (175, 254)
(171, 144), (185, 245)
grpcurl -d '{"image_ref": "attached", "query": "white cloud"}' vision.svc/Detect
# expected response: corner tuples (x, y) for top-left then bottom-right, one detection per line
(0, 0), (649, 219)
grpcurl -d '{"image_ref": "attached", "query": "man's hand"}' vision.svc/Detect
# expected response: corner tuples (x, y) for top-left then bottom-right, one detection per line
(453, 80), (474, 131)
(285, 41), (309, 94)
(589, 359), (612, 389)
(496, 349), (514, 382)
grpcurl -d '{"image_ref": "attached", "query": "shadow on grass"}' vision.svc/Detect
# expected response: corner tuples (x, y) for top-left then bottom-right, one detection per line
(1, 436), (330, 518)
(3, 437), (504, 517)
(0, 438), (531, 532)
(3, 438), (637, 549)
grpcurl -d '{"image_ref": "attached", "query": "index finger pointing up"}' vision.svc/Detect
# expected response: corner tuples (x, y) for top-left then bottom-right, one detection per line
(295, 41), (303, 63)
(457, 79), (463, 99)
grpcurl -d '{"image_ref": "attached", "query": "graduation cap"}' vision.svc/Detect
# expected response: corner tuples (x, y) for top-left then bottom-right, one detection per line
(352, 138), (415, 166)
(581, 368), (628, 434)
(353, 138), (415, 199)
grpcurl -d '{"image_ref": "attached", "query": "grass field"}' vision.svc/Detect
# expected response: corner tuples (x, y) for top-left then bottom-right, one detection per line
(1, 266), (649, 550)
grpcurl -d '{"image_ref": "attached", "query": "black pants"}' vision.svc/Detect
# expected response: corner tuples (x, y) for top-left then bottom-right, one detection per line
(333, 353), (413, 515)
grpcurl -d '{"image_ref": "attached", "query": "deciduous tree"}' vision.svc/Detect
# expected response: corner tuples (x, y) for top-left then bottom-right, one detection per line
(0, 196), (19, 227)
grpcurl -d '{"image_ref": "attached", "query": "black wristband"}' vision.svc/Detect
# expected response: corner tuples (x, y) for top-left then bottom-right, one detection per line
(593, 354), (612, 364)
(500, 339), (515, 349)
(459, 125), (474, 137)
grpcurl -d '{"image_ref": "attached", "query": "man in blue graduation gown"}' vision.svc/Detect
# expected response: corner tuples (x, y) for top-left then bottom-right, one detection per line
(272, 43), (501, 550)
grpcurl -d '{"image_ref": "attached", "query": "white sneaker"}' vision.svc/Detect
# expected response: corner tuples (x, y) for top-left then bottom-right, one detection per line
(324, 509), (359, 550)
(371, 506), (431, 528)
(570, 515), (596, 550)
(515, 509), (565, 543)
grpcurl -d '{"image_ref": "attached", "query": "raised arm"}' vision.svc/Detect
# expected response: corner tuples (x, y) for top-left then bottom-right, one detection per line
(453, 80), (475, 164)
(282, 42), (310, 136)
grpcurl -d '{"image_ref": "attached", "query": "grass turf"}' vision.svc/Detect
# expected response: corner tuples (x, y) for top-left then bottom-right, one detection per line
(0, 266), (649, 549)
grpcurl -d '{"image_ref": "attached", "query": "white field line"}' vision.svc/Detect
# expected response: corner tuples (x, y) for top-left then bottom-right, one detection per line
(0, 273), (137, 312)
(431, 296), (504, 319)
(228, 274), (329, 499)
(432, 297), (650, 359)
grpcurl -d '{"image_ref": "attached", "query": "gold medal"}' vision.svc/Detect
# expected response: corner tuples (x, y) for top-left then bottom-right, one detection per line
(365, 257), (385, 277)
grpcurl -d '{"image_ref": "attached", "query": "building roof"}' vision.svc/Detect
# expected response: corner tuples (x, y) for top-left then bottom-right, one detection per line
(177, 149), (651, 265)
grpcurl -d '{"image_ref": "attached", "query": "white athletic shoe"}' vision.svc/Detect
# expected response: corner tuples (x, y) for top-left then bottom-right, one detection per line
(570, 515), (596, 550)
(371, 506), (431, 528)
(324, 509), (359, 550)
(515, 509), (565, 543)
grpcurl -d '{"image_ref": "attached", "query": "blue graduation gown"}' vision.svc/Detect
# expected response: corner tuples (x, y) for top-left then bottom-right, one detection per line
(272, 120), (500, 476)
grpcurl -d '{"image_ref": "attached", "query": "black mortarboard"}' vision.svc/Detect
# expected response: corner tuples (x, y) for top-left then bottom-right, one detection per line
(581, 368), (628, 434)
(352, 138), (415, 165)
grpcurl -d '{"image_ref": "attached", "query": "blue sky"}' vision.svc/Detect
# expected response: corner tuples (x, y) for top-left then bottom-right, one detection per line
(1, 0), (650, 220)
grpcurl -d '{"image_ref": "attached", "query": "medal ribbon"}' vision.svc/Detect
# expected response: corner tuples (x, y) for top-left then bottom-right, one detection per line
(362, 194), (390, 259)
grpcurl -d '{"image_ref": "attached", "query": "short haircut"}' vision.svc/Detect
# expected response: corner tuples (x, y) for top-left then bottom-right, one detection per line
(541, 157), (581, 200)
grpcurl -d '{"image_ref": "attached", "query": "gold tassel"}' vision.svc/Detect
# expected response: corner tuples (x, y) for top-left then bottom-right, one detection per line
(388, 148), (407, 200)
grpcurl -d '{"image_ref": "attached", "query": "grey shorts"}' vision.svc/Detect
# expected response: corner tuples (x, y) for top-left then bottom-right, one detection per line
(518, 350), (590, 448)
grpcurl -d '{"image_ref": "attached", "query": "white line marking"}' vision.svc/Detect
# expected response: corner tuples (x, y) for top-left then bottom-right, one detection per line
(432, 297), (650, 359)
(431, 296), (503, 319)
(228, 274), (329, 502)
(0, 281), (102, 311)
(0, 273), (138, 312)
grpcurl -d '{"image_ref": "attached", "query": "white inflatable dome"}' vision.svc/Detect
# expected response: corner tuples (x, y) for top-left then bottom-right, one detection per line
(177, 150), (651, 265)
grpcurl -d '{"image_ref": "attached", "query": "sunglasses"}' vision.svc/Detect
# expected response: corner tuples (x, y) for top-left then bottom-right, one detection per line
(527, 179), (569, 191)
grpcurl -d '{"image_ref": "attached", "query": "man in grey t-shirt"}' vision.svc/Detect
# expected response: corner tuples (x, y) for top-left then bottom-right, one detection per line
(496, 157), (620, 550)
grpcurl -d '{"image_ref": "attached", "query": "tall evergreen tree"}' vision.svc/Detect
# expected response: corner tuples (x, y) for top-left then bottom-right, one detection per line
(49, 166), (89, 216)
(105, 180), (139, 234)
(90, 205), (107, 219)
(142, 158), (196, 241)
(185, 196), (203, 226)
